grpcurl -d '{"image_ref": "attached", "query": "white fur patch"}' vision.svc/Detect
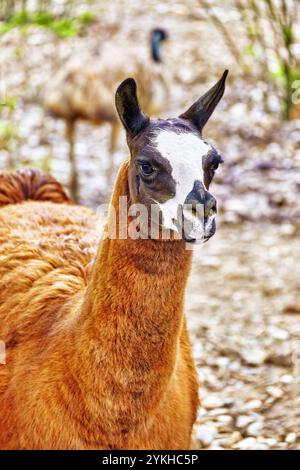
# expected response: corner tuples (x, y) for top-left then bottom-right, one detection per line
(154, 130), (211, 233)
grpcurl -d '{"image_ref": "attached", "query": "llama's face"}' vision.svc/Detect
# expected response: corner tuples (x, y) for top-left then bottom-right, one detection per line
(115, 71), (228, 243)
(127, 119), (222, 243)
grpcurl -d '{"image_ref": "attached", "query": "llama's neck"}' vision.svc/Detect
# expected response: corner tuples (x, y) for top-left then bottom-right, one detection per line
(78, 162), (192, 433)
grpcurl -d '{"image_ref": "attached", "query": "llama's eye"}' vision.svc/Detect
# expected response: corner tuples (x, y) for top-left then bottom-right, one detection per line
(141, 162), (155, 176)
(213, 162), (219, 171)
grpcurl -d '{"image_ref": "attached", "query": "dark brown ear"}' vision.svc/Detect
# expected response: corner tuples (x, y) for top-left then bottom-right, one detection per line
(115, 78), (149, 137)
(179, 70), (228, 133)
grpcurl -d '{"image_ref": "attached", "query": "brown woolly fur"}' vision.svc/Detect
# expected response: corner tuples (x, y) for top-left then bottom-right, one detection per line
(0, 164), (199, 450)
(0, 169), (72, 206)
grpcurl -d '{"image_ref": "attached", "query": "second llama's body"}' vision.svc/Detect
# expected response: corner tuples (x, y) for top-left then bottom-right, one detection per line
(0, 71), (227, 449)
(45, 29), (169, 199)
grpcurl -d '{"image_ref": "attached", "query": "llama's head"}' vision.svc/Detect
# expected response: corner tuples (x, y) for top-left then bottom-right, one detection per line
(115, 71), (228, 243)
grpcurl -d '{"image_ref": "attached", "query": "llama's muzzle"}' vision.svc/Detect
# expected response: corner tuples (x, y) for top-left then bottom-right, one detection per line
(181, 182), (217, 244)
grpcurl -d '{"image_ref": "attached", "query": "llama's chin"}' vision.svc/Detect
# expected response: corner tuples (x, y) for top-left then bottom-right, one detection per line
(183, 216), (216, 245)
(204, 214), (216, 239)
(183, 234), (212, 245)
(178, 210), (216, 245)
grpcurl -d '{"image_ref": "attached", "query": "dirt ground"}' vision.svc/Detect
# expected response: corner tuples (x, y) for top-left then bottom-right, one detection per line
(188, 223), (300, 450)
(1, 0), (300, 450)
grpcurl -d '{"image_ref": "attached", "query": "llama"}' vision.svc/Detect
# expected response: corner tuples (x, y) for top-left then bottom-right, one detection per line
(0, 70), (227, 449)
(45, 28), (169, 200)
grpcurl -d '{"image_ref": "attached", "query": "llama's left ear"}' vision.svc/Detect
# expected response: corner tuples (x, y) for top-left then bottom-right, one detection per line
(179, 70), (228, 133)
(115, 78), (149, 137)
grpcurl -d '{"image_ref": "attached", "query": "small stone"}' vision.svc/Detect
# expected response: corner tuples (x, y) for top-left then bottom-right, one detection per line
(218, 431), (242, 447)
(266, 386), (283, 398)
(280, 224), (296, 235)
(197, 406), (206, 417)
(275, 442), (289, 450)
(266, 347), (292, 366)
(208, 443), (225, 450)
(202, 396), (224, 410)
(202, 256), (221, 267)
(208, 408), (229, 416)
(285, 432), (297, 444)
(195, 425), (217, 447)
(242, 349), (267, 366)
(244, 399), (263, 411)
(228, 361), (241, 372)
(229, 431), (243, 445)
(215, 356), (230, 367)
(217, 415), (233, 425)
(235, 437), (257, 450)
(267, 325), (289, 340)
(264, 396), (276, 406)
(257, 437), (277, 446)
(223, 397), (235, 407)
(236, 415), (254, 428)
(280, 374), (294, 384)
(251, 443), (269, 450)
(247, 422), (263, 437)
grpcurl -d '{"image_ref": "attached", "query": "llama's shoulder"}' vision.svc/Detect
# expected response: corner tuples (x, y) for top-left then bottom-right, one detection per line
(0, 201), (102, 343)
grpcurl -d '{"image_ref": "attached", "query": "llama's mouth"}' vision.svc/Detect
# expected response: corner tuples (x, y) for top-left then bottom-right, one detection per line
(156, 201), (217, 243)
(181, 214), (216, 244)
(204, 214), (216, 239)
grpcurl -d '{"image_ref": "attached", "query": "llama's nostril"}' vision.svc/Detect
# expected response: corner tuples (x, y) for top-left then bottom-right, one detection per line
(204, 194), (217, 218)
(211, 197), (217, 213)
(184, 184), (217, 218)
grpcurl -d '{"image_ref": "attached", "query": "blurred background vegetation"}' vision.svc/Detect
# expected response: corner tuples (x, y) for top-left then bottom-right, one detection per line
(0, 1), (299, 196)
(0, 1), (299, 189)
(1, 1), (299, 111)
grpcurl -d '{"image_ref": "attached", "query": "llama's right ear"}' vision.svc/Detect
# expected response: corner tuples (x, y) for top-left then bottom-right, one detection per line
(179, 70), (228, 133)
(115, 78), (149, 137)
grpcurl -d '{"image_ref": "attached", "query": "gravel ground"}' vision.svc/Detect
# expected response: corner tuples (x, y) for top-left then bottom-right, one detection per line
(188, 224), (300, 450)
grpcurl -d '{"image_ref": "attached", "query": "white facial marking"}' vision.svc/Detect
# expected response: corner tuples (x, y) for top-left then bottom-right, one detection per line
(155, 130), (211, 233)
